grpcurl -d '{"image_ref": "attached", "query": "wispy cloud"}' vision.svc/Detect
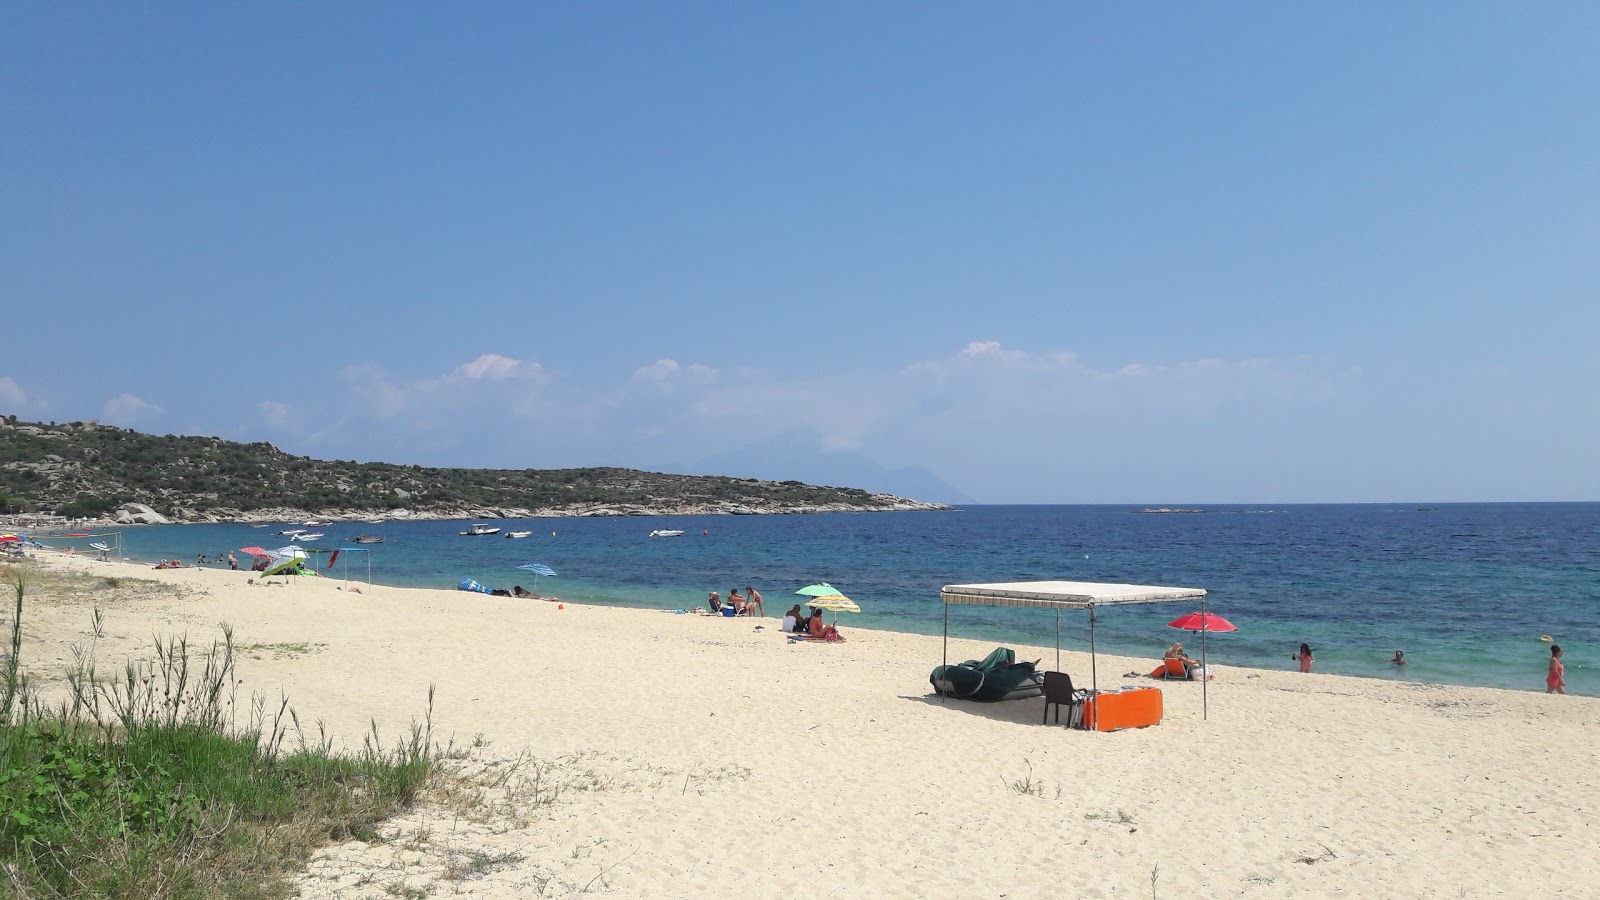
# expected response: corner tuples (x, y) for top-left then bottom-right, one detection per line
(102, 393), (164, 426)
(0, 376), (27, 408)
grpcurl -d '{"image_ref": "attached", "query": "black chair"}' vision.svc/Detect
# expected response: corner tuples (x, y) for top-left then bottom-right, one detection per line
(1042, 671), (1087, 725)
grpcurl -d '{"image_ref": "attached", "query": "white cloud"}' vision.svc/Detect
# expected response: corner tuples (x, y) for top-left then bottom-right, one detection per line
(453, 354), (526, 381)
(0, 376), (26, 407)
(633, 358), (718, 383)
(257, 400), (291, 425)
(102, 393), (164, 424)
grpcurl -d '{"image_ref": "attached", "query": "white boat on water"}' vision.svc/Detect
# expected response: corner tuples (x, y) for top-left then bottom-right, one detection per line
(650, 529), (685, 538)
(304, 521), (330, 527)
(297, 532), (325, 541)
(504, 531), (533, 539)
(459, 524), (501, 536)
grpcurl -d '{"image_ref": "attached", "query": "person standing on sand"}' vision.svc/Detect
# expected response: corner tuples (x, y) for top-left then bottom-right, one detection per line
(1547, 645), (1565, 694)
(1292, 643), (1314, 673)
(745, 585), (763, 617)
(228, 552), (238, 571)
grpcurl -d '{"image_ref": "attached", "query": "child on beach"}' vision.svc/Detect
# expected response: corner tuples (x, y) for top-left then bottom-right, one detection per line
(1292, 643), (1313, 673)
(1547, 645), (1565, 694)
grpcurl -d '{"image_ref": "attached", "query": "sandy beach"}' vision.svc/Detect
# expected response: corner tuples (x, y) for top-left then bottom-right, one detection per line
(8, 553), (1598, 898)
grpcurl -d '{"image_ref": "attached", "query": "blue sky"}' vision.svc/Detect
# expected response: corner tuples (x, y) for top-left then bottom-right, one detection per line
(4, 3), (1597, 503)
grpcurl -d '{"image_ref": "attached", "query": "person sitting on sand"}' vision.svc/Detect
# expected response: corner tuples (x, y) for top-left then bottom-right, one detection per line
(783, 604), (806, 632)
(1392, 650), (1407, 666)
(1165, 642), (1198, 678)
(807, 610), (841, 641)
(707, 591), (722, 613)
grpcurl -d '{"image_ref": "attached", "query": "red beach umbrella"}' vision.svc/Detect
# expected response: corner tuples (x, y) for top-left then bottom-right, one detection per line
(1168, 611), (1238, 633)
(238, 546), (271, 558)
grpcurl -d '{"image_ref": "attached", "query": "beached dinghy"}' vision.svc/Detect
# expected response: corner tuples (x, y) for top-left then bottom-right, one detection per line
(930, 647), (1044, 702)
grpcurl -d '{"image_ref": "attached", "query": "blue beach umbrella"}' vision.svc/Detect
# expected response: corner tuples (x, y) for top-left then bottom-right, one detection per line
(518, 563), (558, 577)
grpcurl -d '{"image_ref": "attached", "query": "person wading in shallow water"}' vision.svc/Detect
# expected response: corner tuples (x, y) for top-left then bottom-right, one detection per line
(1547, 645), (1565, 695)
(1292, 643), (1314, 673)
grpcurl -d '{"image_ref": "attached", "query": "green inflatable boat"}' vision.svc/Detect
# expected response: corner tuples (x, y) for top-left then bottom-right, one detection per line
(930, 647), (1044, 702)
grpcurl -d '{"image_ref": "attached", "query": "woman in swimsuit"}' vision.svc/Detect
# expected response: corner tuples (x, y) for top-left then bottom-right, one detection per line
(1292, 643), (1313, 673)
(1547, 645), (1565, 694)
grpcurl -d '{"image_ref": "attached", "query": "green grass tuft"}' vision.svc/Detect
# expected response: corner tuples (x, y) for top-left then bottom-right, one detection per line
(1, 570), (437, 898)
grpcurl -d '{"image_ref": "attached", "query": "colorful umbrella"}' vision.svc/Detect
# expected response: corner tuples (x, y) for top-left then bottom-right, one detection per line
(239, 546), (271, 558)
(796, 583), (838, 597)
(517, 563), (558, 577)
(807, 594), (860, 613)
(1168, 611), (1238, 632)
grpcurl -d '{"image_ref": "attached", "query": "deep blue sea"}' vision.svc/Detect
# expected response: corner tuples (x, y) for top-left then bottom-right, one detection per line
(40, 503), (1600, 696)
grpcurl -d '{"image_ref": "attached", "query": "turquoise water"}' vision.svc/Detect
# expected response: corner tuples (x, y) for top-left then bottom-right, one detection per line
(39, 503), (1600, 696)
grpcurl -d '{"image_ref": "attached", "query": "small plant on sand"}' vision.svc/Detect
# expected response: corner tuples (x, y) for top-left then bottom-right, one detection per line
(442, 849), (525, 881)
(1005, 760), (1044, 797)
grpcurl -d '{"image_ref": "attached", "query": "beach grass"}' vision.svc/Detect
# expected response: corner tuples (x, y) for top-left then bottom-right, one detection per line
(1, 571), (437, 899)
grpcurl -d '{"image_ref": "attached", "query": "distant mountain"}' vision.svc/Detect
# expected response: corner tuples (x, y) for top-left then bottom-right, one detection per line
(682, 438), (975, 505)
(0, 417), (953, 523)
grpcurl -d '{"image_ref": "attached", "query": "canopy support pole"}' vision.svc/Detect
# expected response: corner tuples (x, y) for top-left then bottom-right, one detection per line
(1055, 608), (1061, 672)
(1089, 606), (1098, 696)
(1201, 594), (1209, 721)
(941, 597), (949, 703)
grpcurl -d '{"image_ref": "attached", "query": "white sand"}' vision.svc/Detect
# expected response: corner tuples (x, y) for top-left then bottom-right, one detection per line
(9, 554), (1599, 898)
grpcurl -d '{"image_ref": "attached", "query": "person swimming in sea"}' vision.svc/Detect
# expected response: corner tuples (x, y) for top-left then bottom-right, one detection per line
(1392, 650), (1407, 666)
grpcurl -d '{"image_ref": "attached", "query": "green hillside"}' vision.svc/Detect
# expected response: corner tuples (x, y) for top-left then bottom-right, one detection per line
(0, 417), (945, 521)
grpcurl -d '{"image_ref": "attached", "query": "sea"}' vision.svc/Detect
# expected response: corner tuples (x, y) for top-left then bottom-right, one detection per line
(34, 503), (1600, 697)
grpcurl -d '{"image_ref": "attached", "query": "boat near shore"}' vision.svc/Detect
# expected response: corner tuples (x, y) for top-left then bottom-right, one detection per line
(459, 524), (501, 536)
(504, 531), (533, 539)
(649, 529), (685, 538)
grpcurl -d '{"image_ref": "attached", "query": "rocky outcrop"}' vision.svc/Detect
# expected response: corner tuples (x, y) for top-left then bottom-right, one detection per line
(114, 503), (172, 525)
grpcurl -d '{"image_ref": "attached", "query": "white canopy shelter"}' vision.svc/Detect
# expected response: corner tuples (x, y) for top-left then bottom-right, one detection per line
(940, 580), (1214, 717)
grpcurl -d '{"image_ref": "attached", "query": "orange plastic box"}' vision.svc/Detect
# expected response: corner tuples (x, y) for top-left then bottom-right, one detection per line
(1082, 687), (1163, 731)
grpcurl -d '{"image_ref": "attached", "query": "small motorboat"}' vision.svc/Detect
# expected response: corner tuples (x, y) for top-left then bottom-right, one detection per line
(649, 529), (686, 538)
(297, 532), (325, 541)
(304, 521), (330, 527)
(459, 524), (501, 536)
(504, 531), (533, 539)
(351, 534), (384, 544)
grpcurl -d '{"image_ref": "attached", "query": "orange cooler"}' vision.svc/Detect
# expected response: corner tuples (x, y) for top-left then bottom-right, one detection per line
(1083, 687), (1163, 731)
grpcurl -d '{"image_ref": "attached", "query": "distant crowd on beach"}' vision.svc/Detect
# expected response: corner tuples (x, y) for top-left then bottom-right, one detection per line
(706, 586), (764, 617)
(703, 586), (842, 639)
